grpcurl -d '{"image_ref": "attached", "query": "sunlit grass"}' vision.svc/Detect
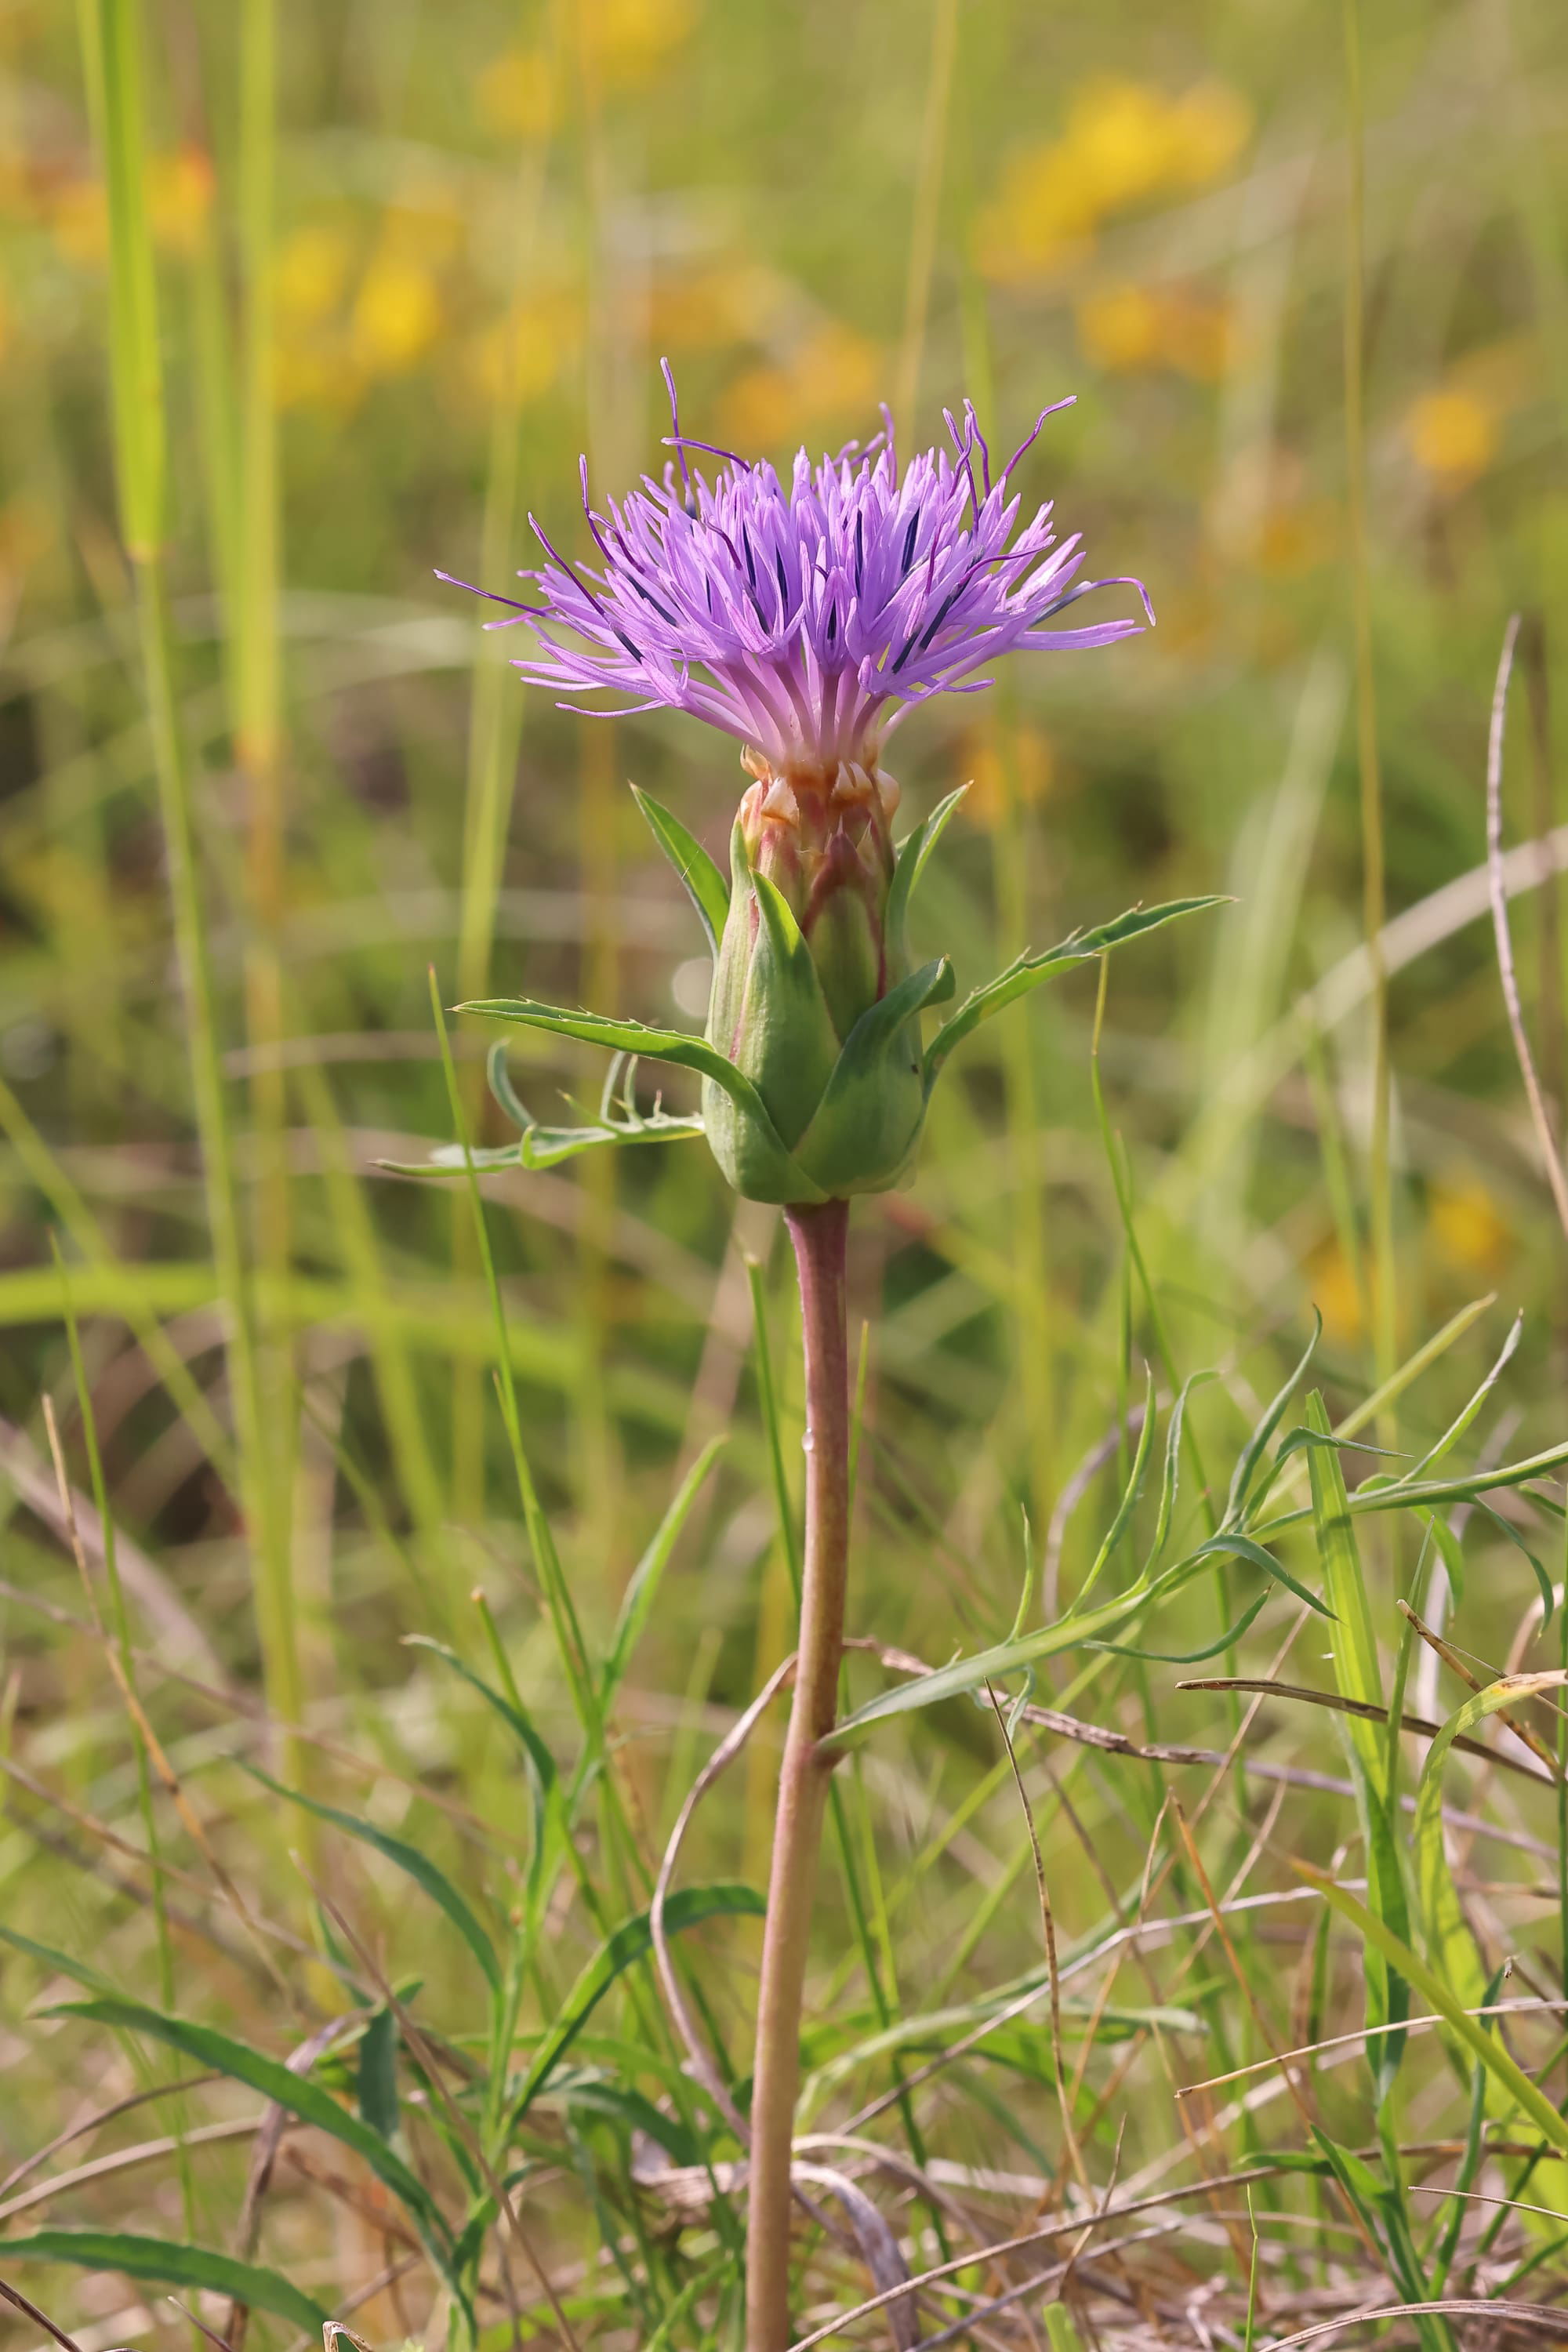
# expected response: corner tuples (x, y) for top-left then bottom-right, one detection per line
(2, 0), (1567, 2344)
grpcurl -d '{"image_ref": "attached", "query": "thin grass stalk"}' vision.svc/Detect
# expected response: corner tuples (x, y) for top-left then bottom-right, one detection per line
(746, 1197), (851, 2352)
(234, 0), (301, 1736)
(56, 1267), (195, 2239)
(452, 118), (551, 1523)
(1341, 0), (1396, 1405)
(572, 13), (625, 1569)
(959, 205), (1057, 1534)
(895, 0), (959, 428)
(79, 0), (301, 1768)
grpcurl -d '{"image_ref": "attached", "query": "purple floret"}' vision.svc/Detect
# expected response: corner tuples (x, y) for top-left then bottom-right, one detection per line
(448, 364), (1152, 779)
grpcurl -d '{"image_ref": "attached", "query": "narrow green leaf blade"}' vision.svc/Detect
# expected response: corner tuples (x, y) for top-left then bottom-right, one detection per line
(513, 1882), (764, 2118)
(0, 2231), (326, 2334)
(26, 1979), (448, 2255)
(1302, 1868), (1568, 2157)
(239, 1762), (501, 1992)
(630, 784), (730, 956)
(924, 896), (1225, 1087)
(603, 1436), (726, 1706)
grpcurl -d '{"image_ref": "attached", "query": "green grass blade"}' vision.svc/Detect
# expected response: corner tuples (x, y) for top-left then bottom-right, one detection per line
(1301, 1868), (1568, 2156)
(0, 2230), (326, 2333)
(603, 1436), (726, 1706)
(239, 1762), (502, 1993)
(510, 1882), (764, 2119)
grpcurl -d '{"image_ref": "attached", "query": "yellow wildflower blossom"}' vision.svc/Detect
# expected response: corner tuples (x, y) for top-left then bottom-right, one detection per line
(147, 146), (214, 256)
(720, 322), (880, 452)
(49, 177), (107, 267)
(350, 253), (443, 376)
(1407, 390), (1498, 485)
(1163, 82), (1254, 187)
(1428, 1180), (1511, 1277)
(477, 46), (556, 139)
(277, 224), (355, 327)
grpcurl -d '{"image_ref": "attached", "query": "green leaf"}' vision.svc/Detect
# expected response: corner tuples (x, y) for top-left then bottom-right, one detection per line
(1413, 1672), (1567, 2013)
(825, 1582), (1157, 1751)
(510, 1882), (764, 2122)
(8, 1946), (453, 2263)
(792, 957), (953, 1194)
(884, 784), (970, 949)
(391, 1111), (707, 1176)
(1301, 1867), (1568, 2158)
(924, 895), (1225, 1090)
(630, 784), (730, 956)
(1224, 1315), (1321, 1525)
(240, 1762), (501, 1993)
(358, 2005), (401, 2140)
(1409, 1311), (1523, 1481)
(1303, 1390), (1411, 2096)
(1191, 1530), (1334, 1619)
(1088, 1588), (1270, 1664)
(456, 995), (790, 1149)
(550, 2073), (702, 2165)
(0, 2231), (327, 2334)
(1076, 1366), (1156, 1607)
(405, 1635), (564, 1911)
(603, 1436), (725, 1706)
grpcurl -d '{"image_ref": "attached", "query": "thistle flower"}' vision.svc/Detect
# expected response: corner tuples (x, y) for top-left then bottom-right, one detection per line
(445, 368), (1201, 1205)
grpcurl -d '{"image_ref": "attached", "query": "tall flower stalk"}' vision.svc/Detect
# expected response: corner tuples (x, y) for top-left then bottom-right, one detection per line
(442, 368), (1213, 2348)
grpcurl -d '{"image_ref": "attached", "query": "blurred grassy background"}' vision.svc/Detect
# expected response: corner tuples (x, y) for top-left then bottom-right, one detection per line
(3, 0), (1568, 2339)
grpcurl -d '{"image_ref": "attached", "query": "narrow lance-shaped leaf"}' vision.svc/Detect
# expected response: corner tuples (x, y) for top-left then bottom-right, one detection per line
(1413, 1672), (1568, 2016)
(1303, 1390), (1410, 2096)
(630, 783), (730, 956)
(924, 895), (1225, 1091)
(1301, 1866), (1568, 2158)
(240, 1761), (501, 1993)
(0, 1927), (453, 2267)
(1224, 1313), (1321, 1526)
(510, 1882), (764, 2122)
(603, 1436), (726, 1705)
(0, 2232), (327, 2335)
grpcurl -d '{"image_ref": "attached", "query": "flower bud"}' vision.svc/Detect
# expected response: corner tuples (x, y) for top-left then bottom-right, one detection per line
(702, 757), (935, 1203)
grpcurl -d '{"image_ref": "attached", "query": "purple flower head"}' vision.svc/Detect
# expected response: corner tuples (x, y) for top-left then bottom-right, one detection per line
(445, 364), (1152, 790)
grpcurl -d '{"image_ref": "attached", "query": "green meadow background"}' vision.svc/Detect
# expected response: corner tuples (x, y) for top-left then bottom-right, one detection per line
(2, 0), (1568, 2342)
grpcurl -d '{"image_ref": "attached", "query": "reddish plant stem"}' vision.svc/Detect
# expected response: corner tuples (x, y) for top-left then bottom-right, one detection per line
(746, 1196), (851, 2352)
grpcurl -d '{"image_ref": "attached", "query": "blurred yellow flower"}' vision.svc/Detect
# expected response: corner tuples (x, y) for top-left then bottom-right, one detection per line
(1077, 284), (1163, 372)
(278, 224), (354, 326)
(1407, 389), (1497, 485)
(147, 146), (214, 256)
(49, 177), (107, 267)
(1427, 1179), (1510, 1277)
(477, 47), (556, 140)
(1076, 281), (1233, 379)
(652, 260), (788, 350)
(591, 0), (699, 87)
(964, 726), (1054, 827)
(975, 147), (1098, 285)
(350, 253), (443, 376)
(1308, 1240), (1364, 1342)
(719, 322), (880, 452)
(979, 75), (1253, 287)
(1163, 82), (1254, 187)
(470, 304), (564, 405)
(1062, 78), (1175, 212)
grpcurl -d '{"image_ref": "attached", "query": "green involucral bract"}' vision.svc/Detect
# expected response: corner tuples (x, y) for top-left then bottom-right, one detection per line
(451, 776), (1223, 1206)
(702, 769), (949, 1203)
